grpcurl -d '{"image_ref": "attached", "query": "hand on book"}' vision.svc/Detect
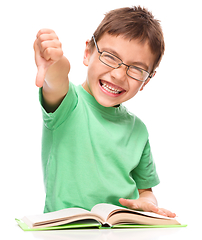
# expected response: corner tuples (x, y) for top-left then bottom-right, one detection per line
(119, 198), (176, 218)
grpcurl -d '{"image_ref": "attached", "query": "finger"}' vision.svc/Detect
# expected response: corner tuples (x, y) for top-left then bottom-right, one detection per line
(158, 208), (176, 218)
(142, 202), (159, 213)
(43, 47), (63, 61)
(35, 66), (47, 88)
(36, 29), (56, 38)
(33, 38), (38, 52)
(156, 209), (168, 217)
(37, 33), (59, 43)
(39, 40), (62, 54)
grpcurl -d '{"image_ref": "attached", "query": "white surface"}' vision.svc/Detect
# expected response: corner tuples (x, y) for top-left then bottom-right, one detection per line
(3, 223), (197, 240)
(1, 1), (201, 239)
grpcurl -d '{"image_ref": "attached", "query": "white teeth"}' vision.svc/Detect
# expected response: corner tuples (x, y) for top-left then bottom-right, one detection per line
(102, 83), (121, 94)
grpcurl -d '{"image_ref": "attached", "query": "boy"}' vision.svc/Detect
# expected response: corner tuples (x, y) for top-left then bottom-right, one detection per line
(34, 6), (176, 218)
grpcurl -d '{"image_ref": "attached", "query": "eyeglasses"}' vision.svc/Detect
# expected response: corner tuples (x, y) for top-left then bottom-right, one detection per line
(92, 35), (153, 82)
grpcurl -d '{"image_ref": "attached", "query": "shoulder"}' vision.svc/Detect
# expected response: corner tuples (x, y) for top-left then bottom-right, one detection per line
(124, 106), (147, 129)
(122, 106), (149, 141)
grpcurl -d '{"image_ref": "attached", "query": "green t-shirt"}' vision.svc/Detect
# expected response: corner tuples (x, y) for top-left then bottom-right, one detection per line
(39, 82), (160, 213)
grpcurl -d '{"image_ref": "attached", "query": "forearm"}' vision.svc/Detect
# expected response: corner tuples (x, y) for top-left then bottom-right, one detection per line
(42, 56), (70, 112)
(44, 56), (70, 91)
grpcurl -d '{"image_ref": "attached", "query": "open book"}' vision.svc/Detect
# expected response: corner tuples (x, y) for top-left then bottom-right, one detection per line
(16, 203), (185, 231)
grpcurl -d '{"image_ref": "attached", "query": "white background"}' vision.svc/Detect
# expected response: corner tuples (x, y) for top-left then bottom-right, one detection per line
(0, 0), (201, 231)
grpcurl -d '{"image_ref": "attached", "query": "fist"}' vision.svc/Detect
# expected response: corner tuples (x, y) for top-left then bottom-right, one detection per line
(33, 29), (63, 87)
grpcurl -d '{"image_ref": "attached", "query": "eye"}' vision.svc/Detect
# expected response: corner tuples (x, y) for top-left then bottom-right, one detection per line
(128, 66), (147, 81)
(130, 66), (143, 73)
(99, 51), (122, 68)
(102, 52), (116, 61)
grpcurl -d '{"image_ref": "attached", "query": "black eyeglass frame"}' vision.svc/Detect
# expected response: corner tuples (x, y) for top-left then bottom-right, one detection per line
(92, 35), (153, 82)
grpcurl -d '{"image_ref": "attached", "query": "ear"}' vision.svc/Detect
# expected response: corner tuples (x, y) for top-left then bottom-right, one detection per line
(139, 71), (156, 91)
(83, 40), (91, 67)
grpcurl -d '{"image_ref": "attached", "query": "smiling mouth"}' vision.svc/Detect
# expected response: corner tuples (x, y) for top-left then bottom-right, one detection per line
(99, 80), (125, 96)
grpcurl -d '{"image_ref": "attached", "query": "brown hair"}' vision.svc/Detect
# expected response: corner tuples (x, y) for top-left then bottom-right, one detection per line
(89, 6), (165, 72)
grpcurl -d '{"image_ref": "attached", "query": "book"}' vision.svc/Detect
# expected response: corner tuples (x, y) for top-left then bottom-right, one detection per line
(16, 203), (186, 231)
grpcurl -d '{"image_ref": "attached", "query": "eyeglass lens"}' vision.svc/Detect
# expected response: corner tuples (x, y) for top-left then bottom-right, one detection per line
(100, 51), (149, 82)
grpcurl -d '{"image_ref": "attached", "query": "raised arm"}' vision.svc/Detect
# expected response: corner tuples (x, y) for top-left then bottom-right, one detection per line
(34, 29), (70, 112)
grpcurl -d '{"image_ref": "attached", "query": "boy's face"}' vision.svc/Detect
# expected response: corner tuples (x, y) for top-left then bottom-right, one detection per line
(83, 33), (156, 107)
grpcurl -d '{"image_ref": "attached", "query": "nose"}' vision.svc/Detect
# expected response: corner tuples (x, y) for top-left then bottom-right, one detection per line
(111, 64), (127, 81)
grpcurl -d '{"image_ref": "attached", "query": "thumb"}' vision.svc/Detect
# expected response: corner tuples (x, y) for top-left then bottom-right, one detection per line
(119, 198), (139, 209)
(35, 66), (47, 88)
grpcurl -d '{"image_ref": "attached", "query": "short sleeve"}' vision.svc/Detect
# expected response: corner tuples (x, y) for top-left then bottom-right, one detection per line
(39, 81), (78, 130)
(132, 139), (160, 189)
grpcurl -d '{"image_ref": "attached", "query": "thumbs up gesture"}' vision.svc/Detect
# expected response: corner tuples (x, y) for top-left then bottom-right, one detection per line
(33, 29), (63, 88)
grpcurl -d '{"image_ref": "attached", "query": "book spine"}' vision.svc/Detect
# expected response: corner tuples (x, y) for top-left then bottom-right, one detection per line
(99, 222), (112, 229)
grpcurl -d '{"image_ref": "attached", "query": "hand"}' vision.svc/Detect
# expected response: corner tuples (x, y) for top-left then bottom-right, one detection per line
(33, 29), (63, 88)
(119, 198), (176, 218)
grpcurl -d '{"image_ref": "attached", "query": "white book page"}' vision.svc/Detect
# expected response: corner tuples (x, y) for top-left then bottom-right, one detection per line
(91, 203), (126, 221)
(132, 211), (173, 220)
(23, 208), (90, 225)
(91, 203), (173, 221)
